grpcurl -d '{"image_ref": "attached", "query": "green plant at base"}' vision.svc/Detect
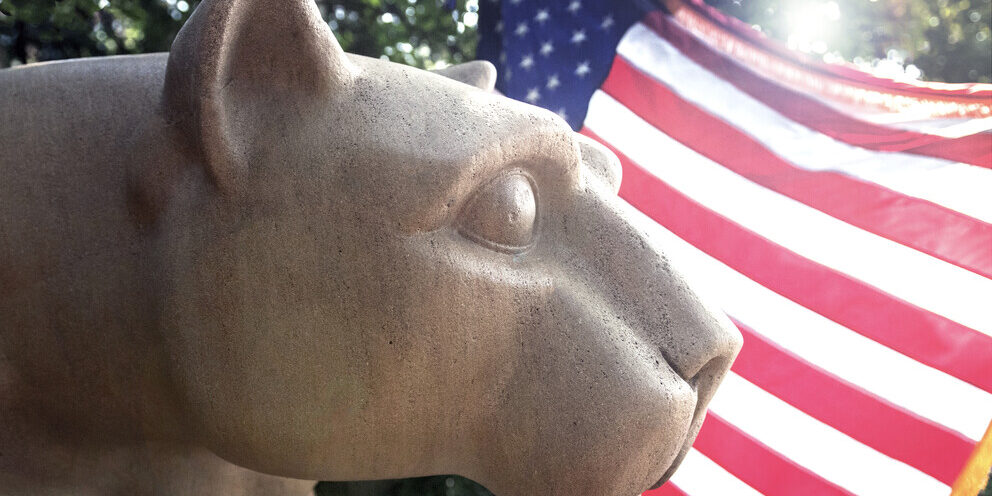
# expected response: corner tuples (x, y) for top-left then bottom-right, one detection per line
(315, 475), (493, 496)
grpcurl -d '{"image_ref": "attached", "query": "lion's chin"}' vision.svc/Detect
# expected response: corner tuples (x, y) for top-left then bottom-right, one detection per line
(648, 404), (707, 491)
(648, 440), (692, 490)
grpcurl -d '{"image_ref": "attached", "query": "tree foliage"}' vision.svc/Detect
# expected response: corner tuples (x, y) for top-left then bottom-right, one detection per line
(2, 0), (989, 81)
(704, 0), (992, 82)
(0, 0), (478, 69)
(315, 475), (492, 496)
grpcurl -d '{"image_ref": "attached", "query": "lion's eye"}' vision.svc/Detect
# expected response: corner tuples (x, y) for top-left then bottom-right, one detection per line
(458, 172), (537, 253)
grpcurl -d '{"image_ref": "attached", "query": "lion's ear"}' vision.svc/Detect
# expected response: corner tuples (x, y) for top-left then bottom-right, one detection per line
(432, 61), (498, 91)
(162, 0), (351, 191)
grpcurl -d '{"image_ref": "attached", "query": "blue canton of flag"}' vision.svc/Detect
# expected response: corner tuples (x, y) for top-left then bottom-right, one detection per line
(476, 0), (649, 129)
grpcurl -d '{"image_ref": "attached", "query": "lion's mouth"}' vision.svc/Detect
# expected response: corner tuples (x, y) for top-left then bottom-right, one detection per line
(649, 433), (695, 489)
(649, 376), (707, 490)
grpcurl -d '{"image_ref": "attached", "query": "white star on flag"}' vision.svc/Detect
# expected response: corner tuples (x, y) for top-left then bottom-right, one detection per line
(571, 29), (587, 44)
(575, 60), (590, 77)
(540, 41), (554, 56)
(520, 54), (534, 70)
(546, 74), (560, 89)
(525, 87), (541, 103)
(535, 9), (550, 24)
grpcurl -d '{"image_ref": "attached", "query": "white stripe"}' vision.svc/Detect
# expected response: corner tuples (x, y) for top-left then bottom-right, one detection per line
(709, 373), (950, 495)
(835, 108), (992, 137)
(609, 189), (992, 440)
(668, 449), (763, 496)
(615, 23), (992, 224)
(587, 91), (992, 335)
(882, 119), (992, 137)
(786, 85), (992, 137)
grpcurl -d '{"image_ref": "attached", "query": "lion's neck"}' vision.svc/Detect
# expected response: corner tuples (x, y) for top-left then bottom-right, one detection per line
(0, 425), (316, 496)
(0, 177), (185, 448)
(0, 56), (312, 496)
(0, 253), (312, 495)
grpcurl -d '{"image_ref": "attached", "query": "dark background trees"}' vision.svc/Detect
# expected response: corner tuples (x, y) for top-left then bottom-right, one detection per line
(1, 0), (989, 81)
(706, 0), (991, 82)
(0, 0), (479, 70)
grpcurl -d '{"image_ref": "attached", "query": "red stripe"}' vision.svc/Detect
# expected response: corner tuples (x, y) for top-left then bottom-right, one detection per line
(732, 319), (975, 484)
(642, 482), (688, 496)
(643, 12), (992, 169)
(582, 128), (992, 394)
(694, 412), (854, 495)
(672, 1), (992, 102)
(600, 55), (992, 279)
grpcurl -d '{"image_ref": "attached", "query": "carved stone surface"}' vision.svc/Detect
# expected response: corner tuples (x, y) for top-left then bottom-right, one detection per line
(0, 0), (741, 494)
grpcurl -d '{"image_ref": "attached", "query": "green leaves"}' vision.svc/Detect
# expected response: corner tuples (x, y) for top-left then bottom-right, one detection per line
(0, 0), (194, 65)
(4, 0), (986, 82)
(704, 0), (991, 83)
(0, 0), (477, 70)
(315, 475), (493, 496)
(327, 0), (478, 69)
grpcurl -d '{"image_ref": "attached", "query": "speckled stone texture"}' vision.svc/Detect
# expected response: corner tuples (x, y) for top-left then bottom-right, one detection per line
(0, 0), (741, 494)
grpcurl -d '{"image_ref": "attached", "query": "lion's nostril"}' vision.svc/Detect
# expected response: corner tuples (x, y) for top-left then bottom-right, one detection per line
(687, 370), (701, 392)
(679, 358), (712, 398)
(675, 311), (743, 395)
(690, 346), (739, 407)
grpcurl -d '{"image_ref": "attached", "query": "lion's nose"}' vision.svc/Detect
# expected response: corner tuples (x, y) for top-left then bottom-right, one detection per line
(664, 306), (742, 412)
(572, 182), (742, 410)
(626, 199), (741, 409)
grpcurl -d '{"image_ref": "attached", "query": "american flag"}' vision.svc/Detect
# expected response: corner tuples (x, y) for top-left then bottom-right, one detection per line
(476, 0), (992, 494)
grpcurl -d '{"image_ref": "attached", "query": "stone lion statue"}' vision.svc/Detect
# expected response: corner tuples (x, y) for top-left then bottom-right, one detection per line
(0, 0), (741, 494)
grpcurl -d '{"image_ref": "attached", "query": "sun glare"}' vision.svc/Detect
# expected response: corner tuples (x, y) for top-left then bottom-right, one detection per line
(785, 0), (842, 54)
